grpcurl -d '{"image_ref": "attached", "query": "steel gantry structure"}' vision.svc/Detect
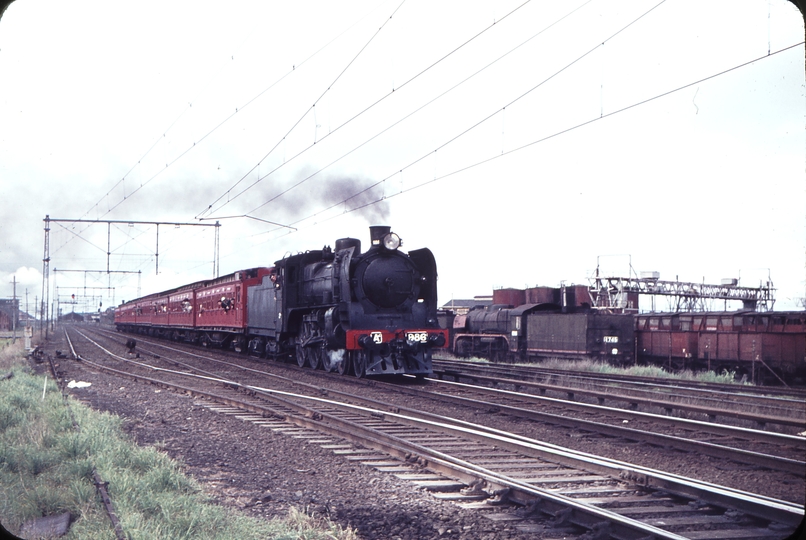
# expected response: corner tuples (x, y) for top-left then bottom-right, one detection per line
(41, 216), (220, 338)
(589, 272), (775, 313)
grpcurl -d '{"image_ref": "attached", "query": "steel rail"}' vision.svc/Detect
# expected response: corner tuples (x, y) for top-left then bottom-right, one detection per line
(126, 330), (806, 474)
(62, 335), (694, 539)
(67, 328), (803, 538)
(239, 384), (803, 526)
(433, 357), (806, 401)
(87, 327), (806, 471)
(431, 361), (804, 413)
(386, 381), (806, 474)
(431, 364), (803, 414)
(424, 377), (806, 446)
(430, 366), (806, 429)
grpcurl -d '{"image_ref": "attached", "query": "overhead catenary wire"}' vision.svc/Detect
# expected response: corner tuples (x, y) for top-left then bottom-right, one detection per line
(197, 0), (410, 220)
(43, 2), (800, 302)
(198, 0), (540, 220)
(246, 40), (804, 246)
(234, 0), (591, 220)
(52, 0), (632, 264)
(55, 2), (392, 261)
(244, 0), (668, 231)
(79, 10), (272, 223)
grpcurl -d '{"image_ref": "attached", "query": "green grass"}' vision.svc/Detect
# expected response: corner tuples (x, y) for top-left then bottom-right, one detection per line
(443, 352), (742, 385)
(0, 341), (357, 539)
(533, 357), (741, 384)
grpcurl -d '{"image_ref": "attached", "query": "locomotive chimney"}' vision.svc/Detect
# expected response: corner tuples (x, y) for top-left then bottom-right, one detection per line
(369, 225), (391, 247)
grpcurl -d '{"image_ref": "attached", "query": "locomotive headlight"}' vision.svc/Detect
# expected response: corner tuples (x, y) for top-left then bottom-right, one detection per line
(382, 232), (401, 250)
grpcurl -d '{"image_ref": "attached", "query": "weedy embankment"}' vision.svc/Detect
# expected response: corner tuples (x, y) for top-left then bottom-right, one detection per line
(0, 339), (357, 539)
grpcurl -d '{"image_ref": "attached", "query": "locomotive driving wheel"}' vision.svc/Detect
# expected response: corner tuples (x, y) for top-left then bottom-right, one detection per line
(319, 345), (334, 372)
(352, 350), (368, 378)
(309, 345), (322, 370)
(295, 344), (307, 367)
(336, 353), (351, 375)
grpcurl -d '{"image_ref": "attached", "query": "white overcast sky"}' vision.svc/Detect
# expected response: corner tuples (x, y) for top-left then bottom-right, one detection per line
(0, 0), (804, 314)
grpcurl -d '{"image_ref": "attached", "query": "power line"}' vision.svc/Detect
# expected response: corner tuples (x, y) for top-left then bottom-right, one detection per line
(197, 0), (410, 219)
(243, 0), (667, 229)
(197, 0), (542, 219)
(79, 10), (274, 223)
(56, 2), (392, 261)
(234, 0), (591, 220)
(250, 40), (804, 244)
(97, 2), (393, 222)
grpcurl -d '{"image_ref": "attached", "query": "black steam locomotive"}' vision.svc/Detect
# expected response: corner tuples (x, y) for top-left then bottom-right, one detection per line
(117, 226), (447, 377)
(437, 285), (634, 364)
(250, 225), (447, 376)
(449, 304), (635, 364)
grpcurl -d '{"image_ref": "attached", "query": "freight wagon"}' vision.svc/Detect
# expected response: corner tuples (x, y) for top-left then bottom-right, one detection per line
(635, 310), (806, 383)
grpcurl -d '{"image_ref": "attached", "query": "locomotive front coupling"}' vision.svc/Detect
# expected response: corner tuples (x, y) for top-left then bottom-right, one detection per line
(350, 329), (448, 355)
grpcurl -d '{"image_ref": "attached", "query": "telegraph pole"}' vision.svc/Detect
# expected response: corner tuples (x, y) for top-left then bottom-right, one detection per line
(11, 276), (17, 344)
(42, 215), (50, 339)
(24, 288), (31, 351)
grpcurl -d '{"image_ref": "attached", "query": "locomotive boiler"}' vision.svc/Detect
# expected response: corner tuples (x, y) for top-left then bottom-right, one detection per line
(115, 226), (448, 377)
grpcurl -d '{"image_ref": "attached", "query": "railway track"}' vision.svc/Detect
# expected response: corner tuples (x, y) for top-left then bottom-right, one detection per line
(433, 357), (806, 400)
(362, 377), (806, 475)
(61, 327), (803, 539)
(85, 327), (806, 476)
(431, 359), (806, 431)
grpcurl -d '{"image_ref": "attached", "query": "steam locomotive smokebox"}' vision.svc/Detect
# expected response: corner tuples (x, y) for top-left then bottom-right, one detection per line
(335, 237), (361, 254)
(369, 225), (391, 245)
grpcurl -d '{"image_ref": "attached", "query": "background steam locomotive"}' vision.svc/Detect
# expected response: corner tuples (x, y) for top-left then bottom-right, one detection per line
(115, 226), (448, 377)
(444, 286), (634, 365)
(440, 285), (805, 385)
